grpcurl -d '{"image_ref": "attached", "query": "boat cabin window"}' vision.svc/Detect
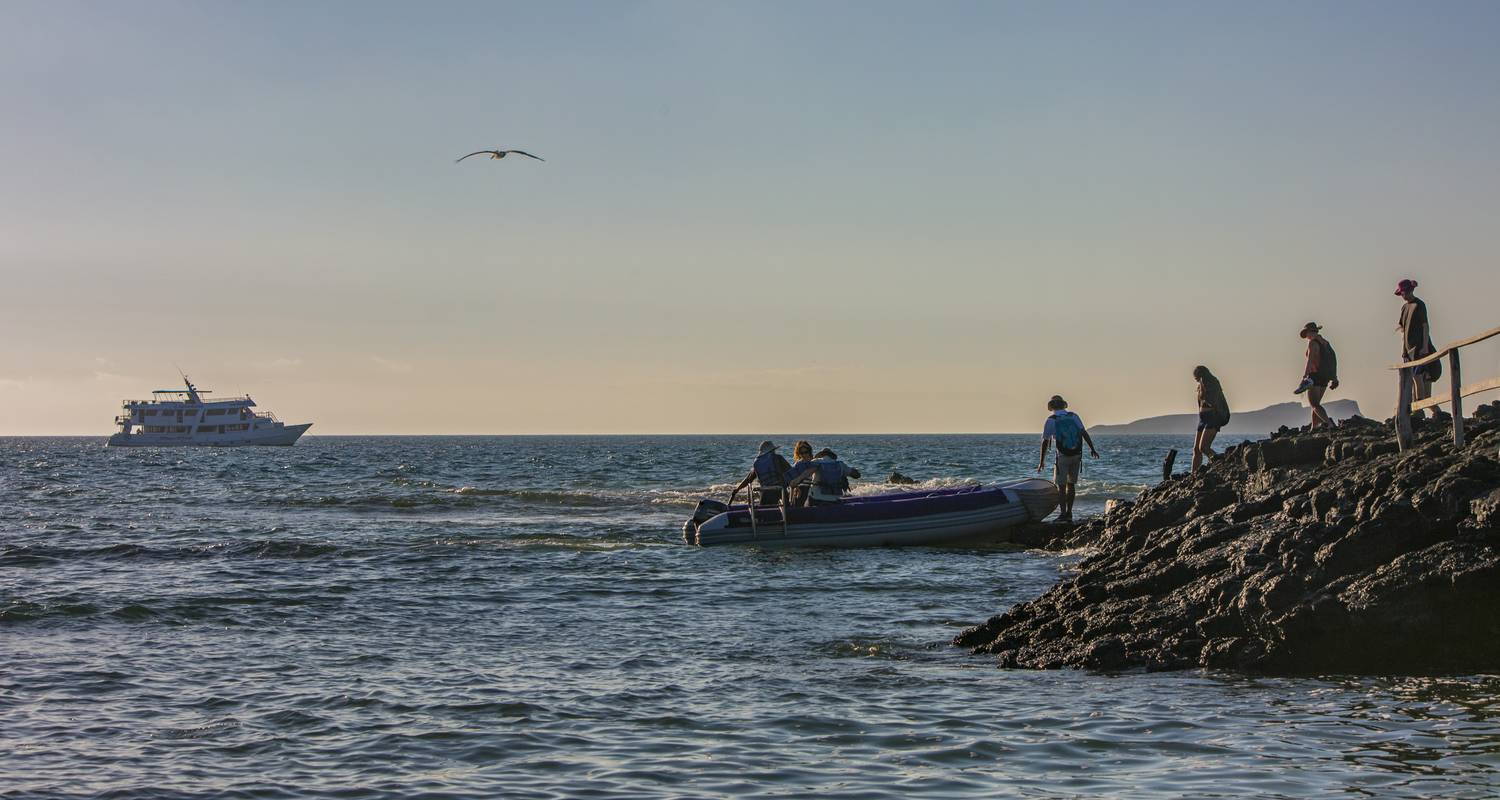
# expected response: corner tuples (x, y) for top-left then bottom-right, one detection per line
(206, 409), (225, 416)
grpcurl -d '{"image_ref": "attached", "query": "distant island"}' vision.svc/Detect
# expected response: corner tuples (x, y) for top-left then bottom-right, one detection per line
(1091, 400), (1363, 435)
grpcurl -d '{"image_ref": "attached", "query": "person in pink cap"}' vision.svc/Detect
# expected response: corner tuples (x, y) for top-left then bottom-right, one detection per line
(1395, 279), (1440, 409)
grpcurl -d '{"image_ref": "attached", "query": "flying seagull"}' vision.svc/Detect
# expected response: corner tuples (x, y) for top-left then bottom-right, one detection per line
(456, 149), (545, 163)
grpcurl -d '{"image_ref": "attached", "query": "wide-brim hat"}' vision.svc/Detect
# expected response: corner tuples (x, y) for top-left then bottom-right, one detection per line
(813, 448), (837, 459)
(757, 440), (778, 455)
(1300, 322), (1321, 337)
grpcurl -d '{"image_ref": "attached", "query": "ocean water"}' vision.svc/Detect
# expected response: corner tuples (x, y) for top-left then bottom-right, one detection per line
(5, 434), (1500, 799)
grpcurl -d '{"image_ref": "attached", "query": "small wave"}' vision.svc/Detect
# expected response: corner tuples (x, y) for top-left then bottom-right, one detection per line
(390, 477), (446, 489)
(429, 534), (663, 552)
(90, 544), (150, 559)
(817, 636), (924, 661)
(1073, 478), (1150, 498)
(449, 487), (617, 507)
(220, 539), (340, 559)
(0, 601), (47, 623)
(1, 540), (338, 566)
(272, 486), (630, 511)
(258, 709), (326, 729)
(0, 546), (61, 567)
(1, 600), (100, 624)
(155, 718), (241, 740)
(848, 476), (981, 497)
(277, 493), (479, 510)
(646, 483), (740, 506)
(111, 603), (157, 621)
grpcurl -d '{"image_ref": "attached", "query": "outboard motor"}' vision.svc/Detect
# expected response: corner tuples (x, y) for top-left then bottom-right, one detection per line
(683, 499), (730, 545)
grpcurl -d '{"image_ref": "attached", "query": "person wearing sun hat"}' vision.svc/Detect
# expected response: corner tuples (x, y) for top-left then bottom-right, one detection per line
(1295, 322), (1339, 429)
(729, 440), (792, 506)
(1395, 278), (1440, 409)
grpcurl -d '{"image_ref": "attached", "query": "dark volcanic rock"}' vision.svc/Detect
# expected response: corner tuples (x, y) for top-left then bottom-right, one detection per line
(956, 400), (1500, 675)
(1008, 521), (1094, 550)
(888, 472), (919, 485)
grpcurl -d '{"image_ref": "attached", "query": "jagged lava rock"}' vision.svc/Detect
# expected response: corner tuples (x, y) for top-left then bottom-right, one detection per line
(955, 406), (1500, 674)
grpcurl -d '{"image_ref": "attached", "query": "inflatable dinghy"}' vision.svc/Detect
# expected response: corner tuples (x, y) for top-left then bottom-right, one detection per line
(683, 478), (1059, 548)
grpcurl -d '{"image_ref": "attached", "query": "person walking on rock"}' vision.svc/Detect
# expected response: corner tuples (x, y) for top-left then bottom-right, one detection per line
(1296, 322), (1339, 429)
(1396, 278), (1441, 412)
(1036, 395), (1099, 523)
(1192, 366), (1230, 473)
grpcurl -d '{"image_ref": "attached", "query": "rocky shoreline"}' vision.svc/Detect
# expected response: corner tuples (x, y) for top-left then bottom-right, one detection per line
(958, 402), (1500, 675)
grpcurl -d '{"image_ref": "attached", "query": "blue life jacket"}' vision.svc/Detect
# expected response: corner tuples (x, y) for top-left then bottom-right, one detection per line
(1052, 412), (1083, 456)
(753, 452), (785, 486)
(813, 459), (849, 496)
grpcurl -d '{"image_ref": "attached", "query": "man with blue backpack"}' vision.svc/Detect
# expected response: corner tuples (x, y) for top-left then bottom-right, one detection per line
(1037, 395), (1100, 523)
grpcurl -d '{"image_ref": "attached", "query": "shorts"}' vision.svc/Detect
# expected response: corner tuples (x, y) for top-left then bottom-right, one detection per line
(1053, 453), (1082, 487)
(1197, 410), (1229, 432)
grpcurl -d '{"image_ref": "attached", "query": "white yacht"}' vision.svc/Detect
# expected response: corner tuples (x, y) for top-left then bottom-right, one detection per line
(107, 376), (312, 447)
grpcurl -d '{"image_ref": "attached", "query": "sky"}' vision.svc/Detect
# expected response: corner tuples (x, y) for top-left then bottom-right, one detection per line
(3, 0), (1499, 434)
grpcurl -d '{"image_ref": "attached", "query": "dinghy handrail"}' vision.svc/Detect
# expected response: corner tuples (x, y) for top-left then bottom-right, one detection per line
(747, 485), (788, 539)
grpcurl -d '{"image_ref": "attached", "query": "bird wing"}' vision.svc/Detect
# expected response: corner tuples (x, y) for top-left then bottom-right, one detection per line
(504, 150), (545, 161)
(456, 151), (499, 163)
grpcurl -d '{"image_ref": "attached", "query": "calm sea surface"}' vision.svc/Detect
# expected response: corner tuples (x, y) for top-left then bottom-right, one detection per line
(5, 434), (1500, 799)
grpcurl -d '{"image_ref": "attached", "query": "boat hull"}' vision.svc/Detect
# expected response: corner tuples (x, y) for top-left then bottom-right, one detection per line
(687, 478), (1059, 548)
(107, 423), (312, 447)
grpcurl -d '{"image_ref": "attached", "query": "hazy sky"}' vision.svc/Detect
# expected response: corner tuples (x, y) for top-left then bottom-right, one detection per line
(4, 1), (1499, 434)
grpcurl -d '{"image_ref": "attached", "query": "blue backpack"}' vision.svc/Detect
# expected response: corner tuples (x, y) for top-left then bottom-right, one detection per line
(1052, 412), (1083, 456)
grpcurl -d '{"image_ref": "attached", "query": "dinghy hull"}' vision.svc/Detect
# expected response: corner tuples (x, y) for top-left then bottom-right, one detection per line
(685, 478), (1059, 548)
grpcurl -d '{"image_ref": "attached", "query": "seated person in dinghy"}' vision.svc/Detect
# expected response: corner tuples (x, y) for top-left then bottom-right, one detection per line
(784, 440), (815, 507)
(784, 448), (861, 505)
(729, 440), (791, 505)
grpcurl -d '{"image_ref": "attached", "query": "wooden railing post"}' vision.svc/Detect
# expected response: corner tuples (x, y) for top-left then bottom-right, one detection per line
(1395, 366), (1414, 451)
(1450, 349), (1464, 447)
(1390, 324), (1500, 451)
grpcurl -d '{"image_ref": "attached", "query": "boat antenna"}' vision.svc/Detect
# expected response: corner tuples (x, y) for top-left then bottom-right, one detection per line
(173, 364), (203, 403)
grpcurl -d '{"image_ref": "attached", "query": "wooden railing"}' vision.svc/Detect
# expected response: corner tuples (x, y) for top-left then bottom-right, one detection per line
(1390, 324), (1500, 450)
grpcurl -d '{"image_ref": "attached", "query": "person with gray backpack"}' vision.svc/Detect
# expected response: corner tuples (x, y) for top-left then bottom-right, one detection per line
(1036, 395), (1100, 523)
(1396, 278), (1441, 414)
